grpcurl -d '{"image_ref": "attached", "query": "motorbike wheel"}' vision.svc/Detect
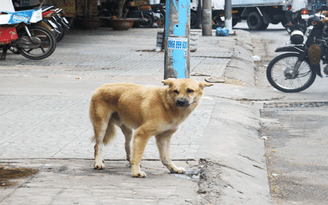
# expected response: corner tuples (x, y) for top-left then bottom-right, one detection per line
(46, 19), (64, 42)
(136, 13), (153, 28)
(56, 27), (67, 43)
(266, 53), (316, 93)
(18, 26), (56, 60)
(52, 20), (65, 42)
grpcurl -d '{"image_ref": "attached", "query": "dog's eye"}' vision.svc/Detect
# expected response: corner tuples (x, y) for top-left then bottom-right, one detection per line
(187, 89), (194, 93)
(174, 90), (179, 94)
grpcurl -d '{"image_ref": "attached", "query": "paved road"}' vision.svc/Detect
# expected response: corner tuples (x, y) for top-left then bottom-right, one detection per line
(235, 21), (328, 204)
(235, 20), (328, 98)
(261, 103), (328, 205)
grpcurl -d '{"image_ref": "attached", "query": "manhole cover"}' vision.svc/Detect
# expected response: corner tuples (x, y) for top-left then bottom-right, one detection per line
(263, 101), (328, 109)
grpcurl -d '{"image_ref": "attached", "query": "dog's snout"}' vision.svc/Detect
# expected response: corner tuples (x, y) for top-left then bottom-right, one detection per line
(176, 99), (188, 107)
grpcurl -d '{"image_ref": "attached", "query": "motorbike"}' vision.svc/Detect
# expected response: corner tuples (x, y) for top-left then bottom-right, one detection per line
(150, 3), (165, 27)
(42, 5), (70, 42)
(124, 5), (156, 28)
(0, 8), (56, 60)
(212, 10), (238, 29)
(285, 8), (309, 34)
(15, 4), (70, 42)
(266, 12), (328, 93)
(98, 1), (158, 28)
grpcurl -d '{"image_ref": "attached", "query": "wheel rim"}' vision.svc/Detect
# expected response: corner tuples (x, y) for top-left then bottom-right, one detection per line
(270, 56), (313, 90)
(138, 14), (152, 27)
(249, 16), (258, 27)
(19, 28), (54, 58)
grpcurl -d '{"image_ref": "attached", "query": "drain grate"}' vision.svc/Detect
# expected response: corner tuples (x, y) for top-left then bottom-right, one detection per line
(263, 101), (328, 109)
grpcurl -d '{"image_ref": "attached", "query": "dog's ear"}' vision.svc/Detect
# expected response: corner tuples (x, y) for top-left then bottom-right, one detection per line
(162, 78), (175, 87)
(198, 81), (213, 89)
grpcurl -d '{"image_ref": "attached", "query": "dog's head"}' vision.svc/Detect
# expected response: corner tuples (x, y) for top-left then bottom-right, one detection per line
(162, 78), (213, 108)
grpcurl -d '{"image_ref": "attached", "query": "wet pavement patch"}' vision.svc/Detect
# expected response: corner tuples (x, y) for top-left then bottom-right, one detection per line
(0, 165), (38, 187)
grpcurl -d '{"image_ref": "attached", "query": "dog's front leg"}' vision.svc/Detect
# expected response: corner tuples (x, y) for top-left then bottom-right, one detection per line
(155, 130), (186, 174)
(131, 127), (152, 178)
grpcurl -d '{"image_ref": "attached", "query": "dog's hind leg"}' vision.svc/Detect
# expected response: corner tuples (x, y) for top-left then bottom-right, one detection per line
(90, 100), (114, 169)
(155, 130), (186, 174)
(93, 126), (106, 169)
(120, 125), (133, 164)
(93, 121), (108, 169)
(93, 116), (116, 169)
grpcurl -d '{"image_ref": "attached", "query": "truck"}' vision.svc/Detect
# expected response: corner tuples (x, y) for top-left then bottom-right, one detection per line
(190, 0), (290, 30)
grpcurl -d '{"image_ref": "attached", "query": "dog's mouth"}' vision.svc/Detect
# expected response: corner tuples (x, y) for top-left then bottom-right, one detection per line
(175, 99), (191, 107)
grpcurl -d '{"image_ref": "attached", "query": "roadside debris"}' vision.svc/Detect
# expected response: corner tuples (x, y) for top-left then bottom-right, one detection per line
(252, 55), (262, 62)
(205, 76), (225, 83)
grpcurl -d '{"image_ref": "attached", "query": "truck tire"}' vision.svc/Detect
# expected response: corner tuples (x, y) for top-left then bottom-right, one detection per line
(232, 20), (238, 27)
(259, 23), (269, 30)
(247, 11), (268, 30)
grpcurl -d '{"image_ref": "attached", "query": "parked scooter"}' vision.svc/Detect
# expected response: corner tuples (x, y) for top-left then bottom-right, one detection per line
(266, 11), (328, 92)
(98, 0), (158, 28)
(42, 5), (70, 42)
(0, 8), (56, 60)
(124, 5), (157, 28)
(150, 3), (165, 27)
(15, 4), (70, 42)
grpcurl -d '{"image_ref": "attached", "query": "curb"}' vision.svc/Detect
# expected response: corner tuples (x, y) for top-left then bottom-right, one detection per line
(196, 97), (272, 204)
(224, 30), (256, 86)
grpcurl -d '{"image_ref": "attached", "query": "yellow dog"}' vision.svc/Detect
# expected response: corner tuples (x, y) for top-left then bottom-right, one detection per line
(89, 78), (212, 177)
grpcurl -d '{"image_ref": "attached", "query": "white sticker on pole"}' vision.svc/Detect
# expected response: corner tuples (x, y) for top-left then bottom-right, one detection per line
(168, 37), (188, 50)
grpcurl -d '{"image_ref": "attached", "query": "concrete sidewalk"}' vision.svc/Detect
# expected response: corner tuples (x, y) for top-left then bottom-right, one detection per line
(0, 28), (272, 204)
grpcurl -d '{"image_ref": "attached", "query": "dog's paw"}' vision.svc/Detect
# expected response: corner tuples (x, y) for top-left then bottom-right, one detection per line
(94, 160), (105, 170)
(132, 171), (147, 178)
(171, 167), (186, 174)
(177, 167), (186, 174)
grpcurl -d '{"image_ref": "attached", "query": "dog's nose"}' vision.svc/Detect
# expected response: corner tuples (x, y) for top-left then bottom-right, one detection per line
(176, 99), (188, 107)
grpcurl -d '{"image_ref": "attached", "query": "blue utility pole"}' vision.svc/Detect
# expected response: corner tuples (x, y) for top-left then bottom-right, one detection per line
(164, 0), (190, 79)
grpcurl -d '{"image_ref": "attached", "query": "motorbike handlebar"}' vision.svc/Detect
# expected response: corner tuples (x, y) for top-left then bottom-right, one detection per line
(302, 13), (327, 26)
(302, 13), (325, 19)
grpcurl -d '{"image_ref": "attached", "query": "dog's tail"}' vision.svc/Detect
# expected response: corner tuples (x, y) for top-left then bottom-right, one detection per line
(103, 117), (116, 145)
(90, 92), (117, 145)
(91, 117), (116, 145)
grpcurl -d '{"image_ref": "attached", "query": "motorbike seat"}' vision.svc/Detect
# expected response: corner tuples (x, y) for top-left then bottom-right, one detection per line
(14, 5), (40, 11)
(14, 5), (54, 11)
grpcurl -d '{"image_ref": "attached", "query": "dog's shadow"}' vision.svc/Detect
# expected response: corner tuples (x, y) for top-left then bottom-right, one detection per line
(90, 160), (201, 180)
